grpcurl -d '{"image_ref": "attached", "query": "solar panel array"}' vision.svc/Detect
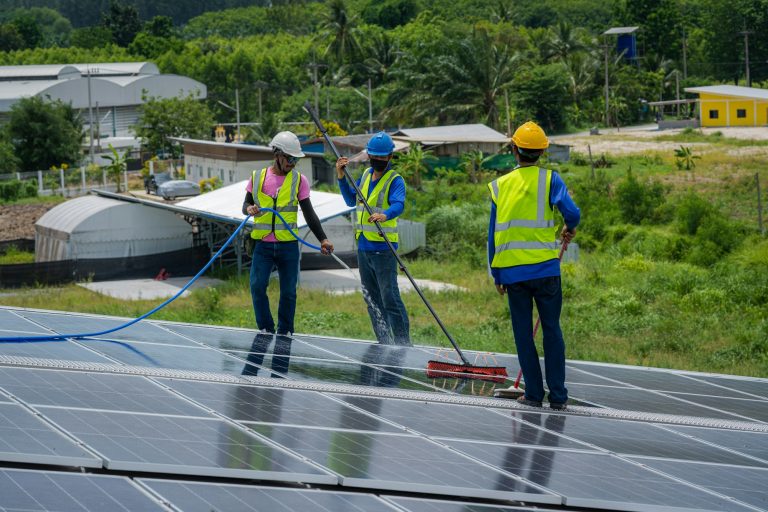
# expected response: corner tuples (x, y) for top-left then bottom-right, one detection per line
(1, 305), (767, 512)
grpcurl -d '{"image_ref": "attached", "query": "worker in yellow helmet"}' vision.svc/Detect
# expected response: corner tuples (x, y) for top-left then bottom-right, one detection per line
(488, 121), (580, 410)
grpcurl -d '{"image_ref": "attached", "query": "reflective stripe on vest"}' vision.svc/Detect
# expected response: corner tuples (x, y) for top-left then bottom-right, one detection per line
(488, 166), (558, 267)
(355, 168), (399, 243)
(250, 168), (300, 241)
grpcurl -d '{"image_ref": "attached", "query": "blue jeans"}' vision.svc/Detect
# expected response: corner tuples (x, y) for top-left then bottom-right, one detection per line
(505, 276), (567, 404)
(358, 250), (410, 345)
(250, 241), (300, 335)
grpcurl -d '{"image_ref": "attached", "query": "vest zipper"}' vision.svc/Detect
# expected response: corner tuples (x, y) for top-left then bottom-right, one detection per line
(271, 196), (277, 234)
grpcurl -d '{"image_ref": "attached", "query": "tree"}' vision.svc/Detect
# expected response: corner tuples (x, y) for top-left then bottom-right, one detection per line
(5, 97), (83, 172)
(135, 93), (214, 158)
(10, 14), (42, 49)
(0, 24), (24, 52)
(362, 0), (419, 29)
(70, 26), (114, 48)
(103, 144), (129, 193)
(101, 1), (142, 47)
(0, 138), (21, 173)
(319, 0), (361, 64)
(393, 143), (434, 190)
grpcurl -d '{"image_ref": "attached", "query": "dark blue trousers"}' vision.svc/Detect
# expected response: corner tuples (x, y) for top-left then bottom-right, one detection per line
(249, 241), (300, 335)
(505, 276), (568, 404)
(358, 250), (411, 346)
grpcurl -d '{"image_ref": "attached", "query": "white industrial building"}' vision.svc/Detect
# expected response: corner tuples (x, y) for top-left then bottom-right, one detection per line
(0, 62), (206, 137)
(35, 195), (192, 262)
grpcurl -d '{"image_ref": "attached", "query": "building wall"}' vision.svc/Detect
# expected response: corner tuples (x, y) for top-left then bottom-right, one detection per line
(183, 154), (313, 187)
(699, 93), (768, 127)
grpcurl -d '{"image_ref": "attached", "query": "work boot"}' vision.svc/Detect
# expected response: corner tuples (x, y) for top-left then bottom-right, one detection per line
(516, 395), (543, 408)
(549, 402), (568, 411)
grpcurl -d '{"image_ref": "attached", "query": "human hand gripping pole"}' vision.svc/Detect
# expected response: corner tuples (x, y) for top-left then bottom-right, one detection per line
(303, 101), (508, 382)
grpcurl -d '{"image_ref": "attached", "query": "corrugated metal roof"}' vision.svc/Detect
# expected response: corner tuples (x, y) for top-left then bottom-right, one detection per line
(685, 85), (768, 101)
(604, 26), (639, 35)
(0, 65), (80, 81)
(0, 80), (62, 100)
(172, 138), (273, 155)
(393, 124), (508, 143)
(35, 195), (125, 233)
(72, 62), (159, 76)
(177, 180), (354, 227)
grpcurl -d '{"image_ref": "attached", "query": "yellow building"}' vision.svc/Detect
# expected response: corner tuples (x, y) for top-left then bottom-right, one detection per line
(685, 85), (768, 127)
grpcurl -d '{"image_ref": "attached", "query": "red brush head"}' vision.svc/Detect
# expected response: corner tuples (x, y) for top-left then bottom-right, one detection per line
(426, 360), (508, 383)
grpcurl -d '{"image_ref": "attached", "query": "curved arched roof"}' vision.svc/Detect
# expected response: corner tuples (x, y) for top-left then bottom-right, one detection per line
(0, 65), (80, 81)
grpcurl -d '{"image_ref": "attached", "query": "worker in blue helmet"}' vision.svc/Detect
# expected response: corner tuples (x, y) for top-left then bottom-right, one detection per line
(336, 132), (410, 346)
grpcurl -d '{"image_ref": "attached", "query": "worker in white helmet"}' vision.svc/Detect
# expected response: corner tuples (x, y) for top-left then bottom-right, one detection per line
(242, 131), (334, 338)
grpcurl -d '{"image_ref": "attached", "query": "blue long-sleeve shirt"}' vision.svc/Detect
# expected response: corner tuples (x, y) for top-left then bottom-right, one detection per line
(338, 170), (406, 251)
(488, 168), (580, 285)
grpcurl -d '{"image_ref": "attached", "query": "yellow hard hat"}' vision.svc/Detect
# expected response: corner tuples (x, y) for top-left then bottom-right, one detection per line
(511, 121), (549, 150)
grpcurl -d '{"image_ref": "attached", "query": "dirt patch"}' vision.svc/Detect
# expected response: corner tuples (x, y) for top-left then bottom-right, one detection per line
(0, 203), (57, 241)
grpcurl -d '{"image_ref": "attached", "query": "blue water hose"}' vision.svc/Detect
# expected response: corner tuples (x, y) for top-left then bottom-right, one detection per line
(0, 208), (324, 346)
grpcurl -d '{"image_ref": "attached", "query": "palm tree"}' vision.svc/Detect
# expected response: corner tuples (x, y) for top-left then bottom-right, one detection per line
(546, 22), (587, 63)
(394, 143), (434, 190)
(318, 0), (361, 65)
(388, 32), (518, 128)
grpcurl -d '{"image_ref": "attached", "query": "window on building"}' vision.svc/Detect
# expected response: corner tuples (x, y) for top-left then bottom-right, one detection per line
(229, 170), (235, 182)
(709, 110), (719, 119)
(207, 167), (212, 178)
(736, 109), (747, 119)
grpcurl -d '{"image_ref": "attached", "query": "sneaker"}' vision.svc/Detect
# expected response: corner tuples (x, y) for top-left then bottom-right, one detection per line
(549, 402), (568, 411)
(516, 395), (543, 408)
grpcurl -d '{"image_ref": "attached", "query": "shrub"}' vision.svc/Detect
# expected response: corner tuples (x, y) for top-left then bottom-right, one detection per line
(425, 203), (488, 266)
(0, 179), (38, 202)
(614, 170), (667, 224)
(675, 192), (714, 235)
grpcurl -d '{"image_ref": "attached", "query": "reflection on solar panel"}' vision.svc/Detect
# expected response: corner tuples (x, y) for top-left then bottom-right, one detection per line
(1, 305), (768, 512)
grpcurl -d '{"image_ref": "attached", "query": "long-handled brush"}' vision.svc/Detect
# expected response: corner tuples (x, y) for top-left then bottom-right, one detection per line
(304, 101), (507, 383)
(493, 240), (570, 399)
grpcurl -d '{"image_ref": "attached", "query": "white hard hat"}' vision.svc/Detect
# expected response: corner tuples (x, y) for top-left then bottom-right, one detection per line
(269, 131), (305, 158)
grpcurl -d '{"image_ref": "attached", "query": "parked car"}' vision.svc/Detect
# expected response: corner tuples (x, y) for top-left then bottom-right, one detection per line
(144, 172), (172, 194)
(158, 180), (201, 200)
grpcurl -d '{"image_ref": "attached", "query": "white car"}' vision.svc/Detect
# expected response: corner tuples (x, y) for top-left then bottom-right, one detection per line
(158, 180), (200, 200)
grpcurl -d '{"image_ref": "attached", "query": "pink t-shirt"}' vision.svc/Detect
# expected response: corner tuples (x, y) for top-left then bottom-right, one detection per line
(247, 166), (310, 242)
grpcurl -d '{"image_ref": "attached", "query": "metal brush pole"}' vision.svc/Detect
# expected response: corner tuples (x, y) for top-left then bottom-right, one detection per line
(304, 101), (472, 366)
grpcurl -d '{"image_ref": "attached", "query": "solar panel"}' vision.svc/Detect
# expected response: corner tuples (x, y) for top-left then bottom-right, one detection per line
(244, 423), (560, 504)
(36, 407), (337, 483)
(0, 468), (166, 512)
(627, 458), (768, 510)
(338, 396), (590, 448)
(0, 310), (49, 333)
(666, 426), (768, 463)
(506, 412), (767, 467)
(0, 403), (101, 468)
(566, 383), (746, 418)
(2, 305), (768, 512)
(568, 363), (760, 398)
(163, 379), (403, 432)
(0, 338), (112, 363)
(138, 479), (394, 512)
(666, 393), (768, 423)
(0, 367), (208, 416)
(386, 496), (545, 511)
(16, 310), (197, 345)
(442, 441), (752, 511)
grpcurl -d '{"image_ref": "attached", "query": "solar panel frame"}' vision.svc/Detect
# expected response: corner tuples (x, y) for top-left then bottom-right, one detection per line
(0, 403), (102, 468)
(137, 479), (398, 512)
(34, 407), (339, 484)
(0, 468), (169, 512)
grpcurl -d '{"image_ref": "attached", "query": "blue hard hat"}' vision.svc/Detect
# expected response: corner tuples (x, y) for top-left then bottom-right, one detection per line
(366, 131), (395, 156)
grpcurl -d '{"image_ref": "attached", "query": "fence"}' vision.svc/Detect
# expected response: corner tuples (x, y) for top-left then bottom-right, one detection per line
(0, 166), (152, 197)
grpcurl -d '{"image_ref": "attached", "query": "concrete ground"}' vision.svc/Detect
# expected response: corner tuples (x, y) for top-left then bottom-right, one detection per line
(79, 270), (464, 300)
(78, 277), (224, 300)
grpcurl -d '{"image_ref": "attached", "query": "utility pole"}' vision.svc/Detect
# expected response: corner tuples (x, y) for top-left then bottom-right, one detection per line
(504, 88), (511, 136)
(87, 66), (94, 164)
(682, 27), (688, 80)
(306, 59), (326, 116)
(367, 78), (373, 133)
(603, 41), (610, 128)
(758, 173), (765, 235)
(740, 24), (753, 87)
(254, 80), (268, 123)
(235, 88), (240, 142)
(675, 71), (680, 117)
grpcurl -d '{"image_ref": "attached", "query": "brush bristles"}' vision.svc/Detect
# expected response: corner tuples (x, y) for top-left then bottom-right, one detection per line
(426, 361), (508, 383)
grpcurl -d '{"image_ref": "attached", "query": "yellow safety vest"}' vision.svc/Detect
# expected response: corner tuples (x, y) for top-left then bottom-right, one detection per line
(488, 166), (558, 267)
(250, 168), (300, 241)
(355, 168), (400, 243)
